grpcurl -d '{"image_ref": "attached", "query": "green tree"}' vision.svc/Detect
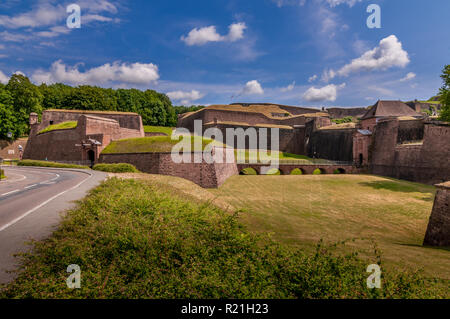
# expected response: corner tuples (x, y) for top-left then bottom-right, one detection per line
(6, 74), (43, 136)
(0, 86), (17, 139)
(438, 64), (450, 121)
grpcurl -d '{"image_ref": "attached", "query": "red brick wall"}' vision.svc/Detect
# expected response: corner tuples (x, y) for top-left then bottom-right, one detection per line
(99, 148), (238, 188)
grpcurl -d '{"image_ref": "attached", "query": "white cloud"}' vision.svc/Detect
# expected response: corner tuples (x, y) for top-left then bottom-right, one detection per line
(302, 83), (346, 102)
(326, 0), (362, 7)
(281, 81), (295, 92)
(167, 90), (205, 105)
(31, 60), (160, 86)
(308, 75), (318, 82)
(0, 1), (120, 41)
(181, 22), (247, 46)
(324, 35), (410, 81)
(241, 80), (264, 95)
(0, 70), (9, 84)
(400, 72), (416, 82)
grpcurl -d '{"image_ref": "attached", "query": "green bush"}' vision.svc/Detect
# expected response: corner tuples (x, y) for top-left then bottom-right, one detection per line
(92, 163), (139, 173)
(0, 178), (445, 299)
(17, 160), (89, 169)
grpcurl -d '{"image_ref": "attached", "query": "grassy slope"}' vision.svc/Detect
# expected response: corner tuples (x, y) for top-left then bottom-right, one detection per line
(38, 121), (77, 134)
(143, 126), (174, 135)
(102, 136), (223, 154)
(208, 175), (450, 280)
(18, 160), (89, 169)
(1, 176), (445, 298)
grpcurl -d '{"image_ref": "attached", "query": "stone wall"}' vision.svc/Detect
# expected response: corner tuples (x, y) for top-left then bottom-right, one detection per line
(306, 128), (354, 161)
(24, 114), (143, 162)
(370, 119), (450, 184)
(0, 138), (28, 160)
(99, 148), (238, 188)
(397, 119), (424, 143)
(326, 107), (367, 119)
(423, 182), (450, 247)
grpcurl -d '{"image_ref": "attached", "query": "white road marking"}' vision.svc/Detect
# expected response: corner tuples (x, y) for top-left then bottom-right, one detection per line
(24, 184), (38, 189)
(0, 172), (93, 233)
(1, 189), (20, 196)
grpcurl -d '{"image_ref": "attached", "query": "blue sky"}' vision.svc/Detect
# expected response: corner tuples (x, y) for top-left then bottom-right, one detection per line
(0, 0), (449, 107)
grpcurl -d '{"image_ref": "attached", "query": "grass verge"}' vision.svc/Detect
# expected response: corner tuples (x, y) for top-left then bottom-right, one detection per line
(0, 177), (446, 298)
(93, 163), (139, 173)
(18, 160), (89, 169)
(143, 126), (174, 136)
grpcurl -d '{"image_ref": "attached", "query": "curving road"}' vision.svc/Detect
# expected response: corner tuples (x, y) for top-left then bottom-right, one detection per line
(0, 166), (107, 284)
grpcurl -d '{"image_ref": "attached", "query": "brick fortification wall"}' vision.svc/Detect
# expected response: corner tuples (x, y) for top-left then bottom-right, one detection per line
(423, 182), (450, 247)
(99, 148), (238, 188)
(370, 119), (450, 184)
(306, 128), (354, 161)
(24, 111), (144, 162)
(202, 123), (305, 154)
(0, 138), (28, 159)
(326, 107), (367, 119)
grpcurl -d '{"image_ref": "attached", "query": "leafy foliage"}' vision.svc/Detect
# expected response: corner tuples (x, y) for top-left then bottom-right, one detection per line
(0, 178), (444, 298)
(438, 65), (450, 121)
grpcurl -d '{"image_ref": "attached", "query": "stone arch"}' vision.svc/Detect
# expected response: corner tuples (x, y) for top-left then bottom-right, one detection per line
(265, 168), (282, 175)
(333, 168), (346, 174)
(240, 167), (258, 175)
(313, 168), (326, 175)
(290, 168), (306, 175)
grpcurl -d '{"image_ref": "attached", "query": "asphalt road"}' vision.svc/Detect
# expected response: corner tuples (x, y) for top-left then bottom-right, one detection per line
(0, 166), (107, 284)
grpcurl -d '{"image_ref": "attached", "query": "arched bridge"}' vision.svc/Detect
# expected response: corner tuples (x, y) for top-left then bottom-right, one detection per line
(237, 162), (360, 175)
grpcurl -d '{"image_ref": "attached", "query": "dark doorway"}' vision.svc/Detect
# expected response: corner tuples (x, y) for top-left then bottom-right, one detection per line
(87, 150), (95, 167)
(359, 153), (363, 166)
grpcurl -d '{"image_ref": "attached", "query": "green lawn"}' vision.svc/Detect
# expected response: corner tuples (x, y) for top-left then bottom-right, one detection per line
(1, 177), (445, 298)
(101, 135), (224, 154)
(208, 175), (450, 281)
(38, 121), (77, 134)
(143, 126), (174, 136)
(234, 150), (332, 163)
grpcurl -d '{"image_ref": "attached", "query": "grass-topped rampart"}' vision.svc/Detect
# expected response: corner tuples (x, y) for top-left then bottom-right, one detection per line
(38, 121), (78, 134)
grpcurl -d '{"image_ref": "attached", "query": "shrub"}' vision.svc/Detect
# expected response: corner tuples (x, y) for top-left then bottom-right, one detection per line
(92, 163), (139, 173)
(0, 178), (445, 299)
(0, 169), (4, 179)
(17, 160), (89, 169)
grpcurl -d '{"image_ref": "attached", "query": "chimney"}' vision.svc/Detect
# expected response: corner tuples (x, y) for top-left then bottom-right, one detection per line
(29, 112), (38, 125)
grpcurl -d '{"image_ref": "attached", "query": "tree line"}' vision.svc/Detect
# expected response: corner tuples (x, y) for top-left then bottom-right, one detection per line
(0, 74), (204, 140)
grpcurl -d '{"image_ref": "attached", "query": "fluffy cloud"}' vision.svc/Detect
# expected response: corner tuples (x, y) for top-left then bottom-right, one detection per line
(0, 70), (9, 84)
(181, 22), (247, 46)
(281, 81), (295, 92)
(308, 75), (318, 82)
(302, 83), (346, 102)
(31, 60), (159, 86)
(241, 80), (264, 95)
(325, 35), (410, 81)
(400, 72), (416, 82)
(0, 1), (120, 41)
(166, 90), (204, 105)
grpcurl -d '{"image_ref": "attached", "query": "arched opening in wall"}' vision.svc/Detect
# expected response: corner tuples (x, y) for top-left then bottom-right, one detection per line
(290, 168), (305, 175)
(359, 153), (363, 166)
(87, 150), (95, 167)
(265, 168), (282, 175)
(333, 168), (346, 174)
(240, 167), (258, 175)
(313, 168), (325, 175)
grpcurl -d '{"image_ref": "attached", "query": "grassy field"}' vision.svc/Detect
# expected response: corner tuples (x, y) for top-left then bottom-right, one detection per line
(208, 175), (449, 281)
(1, 176), (445, 298)
(143, 126), (174, 136)
(38, 121), (77, 134)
